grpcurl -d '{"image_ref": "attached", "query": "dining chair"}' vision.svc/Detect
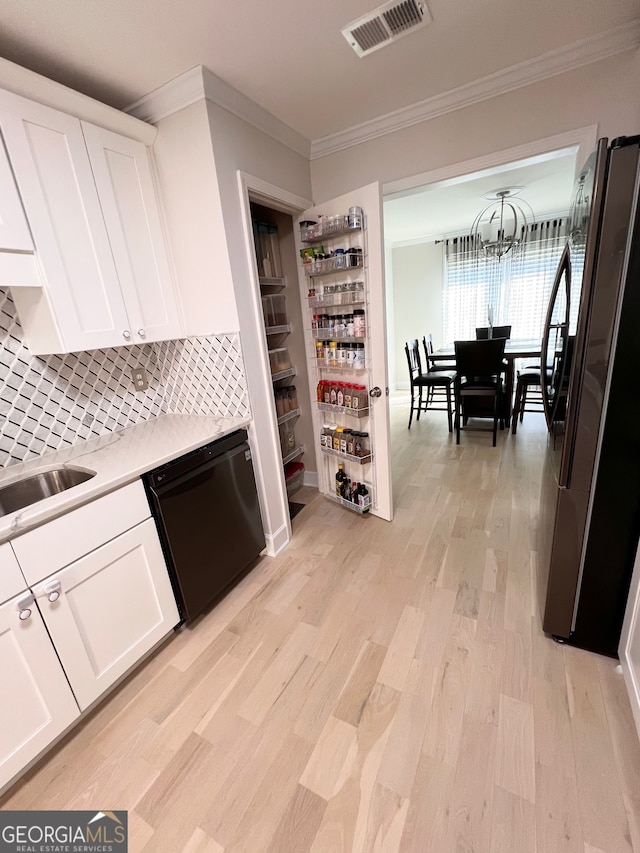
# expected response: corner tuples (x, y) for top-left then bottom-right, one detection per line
(405, 339), (456, 431)
(453, 338), (506, 446)
(422, 333), (456, 372)
(475, 325), (512, 340)
(511, 366), (545, 433)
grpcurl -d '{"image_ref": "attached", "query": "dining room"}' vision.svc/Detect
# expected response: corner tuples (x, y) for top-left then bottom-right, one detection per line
(384, 144), (580, 451)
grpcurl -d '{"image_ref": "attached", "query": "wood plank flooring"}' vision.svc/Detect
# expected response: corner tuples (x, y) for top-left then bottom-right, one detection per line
(3, 399), (640, 853)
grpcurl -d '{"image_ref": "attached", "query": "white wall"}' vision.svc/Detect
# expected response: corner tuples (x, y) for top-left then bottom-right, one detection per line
(392, 242), (444, 388)
(310, 51), (640, 201)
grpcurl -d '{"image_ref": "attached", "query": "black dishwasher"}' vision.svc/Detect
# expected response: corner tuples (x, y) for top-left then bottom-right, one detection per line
(143, 429), (266, 623)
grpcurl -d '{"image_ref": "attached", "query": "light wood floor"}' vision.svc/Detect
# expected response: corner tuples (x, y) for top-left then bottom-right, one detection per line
(3, 400), (640, 853)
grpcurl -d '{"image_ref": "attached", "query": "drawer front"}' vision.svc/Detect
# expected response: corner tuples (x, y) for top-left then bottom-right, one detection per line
(12, 480), (150, 586)
(0, 542), (27, 606)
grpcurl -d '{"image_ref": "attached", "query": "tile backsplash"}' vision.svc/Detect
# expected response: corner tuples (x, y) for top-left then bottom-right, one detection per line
(0, 289), (250, 468)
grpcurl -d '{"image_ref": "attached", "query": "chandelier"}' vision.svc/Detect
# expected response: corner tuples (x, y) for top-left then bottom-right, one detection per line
(470, 187), (535, 262)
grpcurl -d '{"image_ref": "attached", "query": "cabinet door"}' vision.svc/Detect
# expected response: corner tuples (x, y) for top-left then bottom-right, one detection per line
(82, 122), (182, 345)
(0, 590), (79, 792)
(0, 93), (132, 352)
(33, 519), (179, 711)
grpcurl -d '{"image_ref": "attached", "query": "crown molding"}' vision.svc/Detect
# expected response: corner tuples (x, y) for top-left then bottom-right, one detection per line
(310, 21), (640, 159)
(126, 66), (311, 159)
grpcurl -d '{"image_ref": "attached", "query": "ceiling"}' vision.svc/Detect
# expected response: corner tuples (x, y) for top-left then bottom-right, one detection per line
(0, 0), (638, 142)
(384, 148), (579, 244)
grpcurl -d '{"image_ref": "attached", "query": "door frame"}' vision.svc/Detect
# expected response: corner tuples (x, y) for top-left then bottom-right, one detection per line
(381, 124), (598, 393)
(236, 171), (312, 556)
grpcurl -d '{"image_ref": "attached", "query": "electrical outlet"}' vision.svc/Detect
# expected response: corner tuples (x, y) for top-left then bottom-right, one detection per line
(131, 366), (149, 391)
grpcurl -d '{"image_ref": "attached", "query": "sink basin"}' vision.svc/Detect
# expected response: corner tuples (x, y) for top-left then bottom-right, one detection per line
(0, 466), (97, 518)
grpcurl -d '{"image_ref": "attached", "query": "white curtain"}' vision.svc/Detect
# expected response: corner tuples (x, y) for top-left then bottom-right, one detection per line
(443, 218), (570, 343)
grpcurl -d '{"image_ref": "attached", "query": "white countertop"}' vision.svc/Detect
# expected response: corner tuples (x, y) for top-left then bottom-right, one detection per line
(0, 414), (250, 543)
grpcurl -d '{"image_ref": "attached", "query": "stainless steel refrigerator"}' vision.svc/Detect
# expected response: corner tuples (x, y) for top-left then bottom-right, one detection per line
(538, 134), (640, 657)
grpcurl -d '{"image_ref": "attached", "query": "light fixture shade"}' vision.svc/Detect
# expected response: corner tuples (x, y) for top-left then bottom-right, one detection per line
(470, 188), (535, 262)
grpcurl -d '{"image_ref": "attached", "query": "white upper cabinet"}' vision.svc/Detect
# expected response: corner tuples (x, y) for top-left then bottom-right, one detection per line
(0, 90), (182, 354)
(81, 122), (181, 345)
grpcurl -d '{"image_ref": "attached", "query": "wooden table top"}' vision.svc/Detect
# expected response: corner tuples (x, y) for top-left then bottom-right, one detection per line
(431, 339), (542, 361)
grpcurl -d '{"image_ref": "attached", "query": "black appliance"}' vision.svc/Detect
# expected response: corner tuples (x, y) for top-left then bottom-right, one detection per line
(144, 429), (266, 623)
(539, 135), (640, 656)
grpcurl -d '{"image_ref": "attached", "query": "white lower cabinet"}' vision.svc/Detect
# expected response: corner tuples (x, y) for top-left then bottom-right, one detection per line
(0, 589), (79, 791)
(32, 519), (179, 711)
(1, 481), (180, 794)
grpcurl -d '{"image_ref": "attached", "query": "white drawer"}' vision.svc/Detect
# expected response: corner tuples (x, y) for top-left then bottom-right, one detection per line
(11, 480), (151, 586)
(0, 542), (27, 605)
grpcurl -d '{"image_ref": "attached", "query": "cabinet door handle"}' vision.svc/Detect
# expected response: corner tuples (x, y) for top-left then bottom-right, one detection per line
(369, 387), (382, 398)
(17, 592), (34, 621)
(137, 329), (146, 338)
(123, 330), (131, 340)
(44, 579), (62, 602)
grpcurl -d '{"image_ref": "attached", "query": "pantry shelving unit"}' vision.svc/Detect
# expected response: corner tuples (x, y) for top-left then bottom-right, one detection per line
(253, 216), (305, 506)
(299, 211), (374, 515)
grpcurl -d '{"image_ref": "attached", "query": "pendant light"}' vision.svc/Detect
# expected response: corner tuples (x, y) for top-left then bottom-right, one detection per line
(470, 187), (535, 262)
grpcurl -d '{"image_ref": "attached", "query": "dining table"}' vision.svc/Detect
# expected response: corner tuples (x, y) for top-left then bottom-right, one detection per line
(430, 338), (543, 423)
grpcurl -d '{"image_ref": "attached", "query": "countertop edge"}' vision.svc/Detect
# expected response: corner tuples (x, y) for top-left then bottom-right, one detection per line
(0, 415), (251, 544)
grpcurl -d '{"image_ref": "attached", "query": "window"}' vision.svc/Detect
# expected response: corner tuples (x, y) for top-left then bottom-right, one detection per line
(443, 218), (571, 342)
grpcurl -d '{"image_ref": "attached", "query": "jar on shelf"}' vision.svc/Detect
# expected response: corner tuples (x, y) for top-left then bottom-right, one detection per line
(346, 313), (355, 336)
(354, 431), (370, 458)
(353, 308), (366, 337)
(353, 343), (365, 368)
(337, 342), (348, 367)
(336, 382), (345, 407)
(328, 341), (338, 366)
(315, 341), (324, 361)
(351, 384), (367, 410)
(345, 429), (356, 456)
(333, 427), (343, 452)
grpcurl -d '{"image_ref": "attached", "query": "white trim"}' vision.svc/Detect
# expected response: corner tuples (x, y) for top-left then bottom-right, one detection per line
(382, 127), (598, 197)
(126, 67), (205, 124)
(264, 522), (291, 557)
(240, 172), (312, 214)
(310, 24), (637, 159)
(235, 171), (312, 559)
(127, 66), (311, 159)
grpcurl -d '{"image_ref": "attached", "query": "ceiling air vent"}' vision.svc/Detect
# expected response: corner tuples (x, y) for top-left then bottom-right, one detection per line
(342, 0), (431, 58)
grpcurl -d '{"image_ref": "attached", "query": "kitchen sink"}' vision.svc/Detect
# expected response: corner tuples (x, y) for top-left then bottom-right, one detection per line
(0, 466), (97, 518)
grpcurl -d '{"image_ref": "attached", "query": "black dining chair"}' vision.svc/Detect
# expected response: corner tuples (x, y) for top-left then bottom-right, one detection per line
(511, 366), (545, 433)
(422, 333), (456, 372)
(475, 325), (512, 340)
(453, 338), (506, 446)
(405, 339), (456, 431)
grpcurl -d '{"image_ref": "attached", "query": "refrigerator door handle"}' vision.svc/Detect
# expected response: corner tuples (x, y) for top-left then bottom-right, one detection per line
(541, 243), (572, 433)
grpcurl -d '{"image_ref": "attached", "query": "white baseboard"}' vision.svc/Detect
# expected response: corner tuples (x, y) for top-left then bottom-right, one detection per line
(303, 470), (319, 488)
(264, 522), (290, 557)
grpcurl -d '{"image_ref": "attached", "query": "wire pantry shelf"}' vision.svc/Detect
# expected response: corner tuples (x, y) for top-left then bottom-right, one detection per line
(317, 402), (369, 418)
(300, 217), (362, 243)
(304, 255), (364, 277)
(325, 492), (371, 515)
(320, 446), (372, 465)
(309, 290), (365, 308)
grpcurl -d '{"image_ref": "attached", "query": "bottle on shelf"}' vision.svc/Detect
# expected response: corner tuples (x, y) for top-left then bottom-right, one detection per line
(335, 463), (348, 497)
